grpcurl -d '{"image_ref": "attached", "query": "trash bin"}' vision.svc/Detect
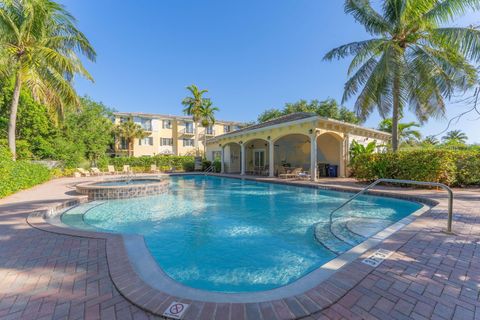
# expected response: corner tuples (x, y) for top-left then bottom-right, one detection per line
(317, 163), (328, 177)
(327, 165), (338, 177)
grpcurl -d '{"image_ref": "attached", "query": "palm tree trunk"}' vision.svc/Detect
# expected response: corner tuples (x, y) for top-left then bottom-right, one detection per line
(392, 74), (400, 152)
(8, 72), (22, 160)
(204, 131), (207, 158)
(194, 121), (199, 156)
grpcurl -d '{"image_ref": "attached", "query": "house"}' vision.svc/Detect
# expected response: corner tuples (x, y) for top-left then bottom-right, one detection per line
(113, 112), (243, 156)
(206, 112), (390, 179)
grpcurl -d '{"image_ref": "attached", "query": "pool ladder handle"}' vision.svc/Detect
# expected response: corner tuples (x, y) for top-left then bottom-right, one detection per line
(204, 165), (216, 175)
(329, 178), (454, 234)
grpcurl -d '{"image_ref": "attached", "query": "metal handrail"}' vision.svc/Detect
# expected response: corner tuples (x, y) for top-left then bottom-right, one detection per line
(329, 178), (454, 233)
(204, 165), (216, 175)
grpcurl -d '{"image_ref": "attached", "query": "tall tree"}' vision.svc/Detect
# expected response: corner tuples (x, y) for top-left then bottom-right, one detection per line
(442, 130), (468, 145)
(378, 118), (421, 145)
(199, 98), (219, 156)
(182, 84), (208, 155)
(257, 99), (360, 124)
(114, 120), (148, 157)
(63, 97), (114, 163)
(0, 0), (96, 159)
(324, 0), (479, 151)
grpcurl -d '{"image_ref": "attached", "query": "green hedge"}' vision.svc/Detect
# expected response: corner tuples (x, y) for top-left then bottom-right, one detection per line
(0, 147), (51, 198)
(350, 149), (480, 187)
(108, 155), (195, 171)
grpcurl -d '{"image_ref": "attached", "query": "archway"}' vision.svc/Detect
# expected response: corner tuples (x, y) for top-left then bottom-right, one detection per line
(222, 142), (241, 174)
(243, 138), (269, 175)
(316, 132), (343, 177)
(273, 134), (311, 176)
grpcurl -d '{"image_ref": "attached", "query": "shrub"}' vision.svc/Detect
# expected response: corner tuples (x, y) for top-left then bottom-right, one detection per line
(350, 149), (479, 186)
(213, 160), (221, 173)
(182, 160), (195, 172)
(0, 146), (51, 198)
(50, 168), (76, 178)
(202, 160), (212, 171)
(0, 139), (33, 160)
(455, 151), (480, 186)
(109, 155), (194, 171)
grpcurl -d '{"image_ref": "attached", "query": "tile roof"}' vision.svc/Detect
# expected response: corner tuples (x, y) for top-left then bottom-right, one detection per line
(214, 112), (317, 138)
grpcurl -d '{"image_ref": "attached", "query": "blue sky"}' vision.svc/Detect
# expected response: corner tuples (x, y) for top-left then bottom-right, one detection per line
(62, 1), (480, 143)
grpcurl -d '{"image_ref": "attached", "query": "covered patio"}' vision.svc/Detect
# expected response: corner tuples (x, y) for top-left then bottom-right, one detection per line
(207, 112), (390, 181)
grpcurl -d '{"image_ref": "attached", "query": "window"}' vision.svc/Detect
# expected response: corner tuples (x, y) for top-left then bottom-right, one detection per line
(233, 125), (242, 131)
(134, 117), (152, 131)
(205, 126), (214, 135)
(254, 150), (265, 167)
(224, 125), (231, 133)
(183, 138), (194, 147)
(160, 138), (173, 146)
(212, 151), (221, 161)
(162, 120), (172, 129)
(139, 137), (153, 146)
(119, 138), (128, 150)
(185, 122), (194, 133)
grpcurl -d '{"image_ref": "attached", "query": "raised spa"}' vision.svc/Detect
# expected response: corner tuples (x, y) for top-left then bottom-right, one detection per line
(64, 175), (422, 293)
(75, 177), (169, 200)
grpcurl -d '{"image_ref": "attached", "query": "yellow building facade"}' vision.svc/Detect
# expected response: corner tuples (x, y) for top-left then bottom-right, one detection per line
(114, 112), (243, 156)
(206, 113), (390, 179)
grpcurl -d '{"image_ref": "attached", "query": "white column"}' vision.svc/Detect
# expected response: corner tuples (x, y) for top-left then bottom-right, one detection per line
(310, 134), (318, 181)
(342, 134), (349, 178)
(220, 147), (225, 173)
(240, 143), (246, 175)
(338, 143), (344, 178)
(268, 140), (274, 177)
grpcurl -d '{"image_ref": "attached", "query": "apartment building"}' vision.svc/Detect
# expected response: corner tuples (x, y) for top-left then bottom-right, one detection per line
(113, 112), (243, 157)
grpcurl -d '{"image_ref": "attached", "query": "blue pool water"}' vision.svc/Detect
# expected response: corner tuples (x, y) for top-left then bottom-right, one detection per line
(62, 175), (422, 292)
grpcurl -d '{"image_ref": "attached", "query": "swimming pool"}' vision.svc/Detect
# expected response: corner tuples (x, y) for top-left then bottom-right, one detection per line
(62, 175), (422, 293)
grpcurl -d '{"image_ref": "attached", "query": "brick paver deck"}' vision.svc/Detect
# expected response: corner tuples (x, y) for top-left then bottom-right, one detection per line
(0, 175), (478, 320)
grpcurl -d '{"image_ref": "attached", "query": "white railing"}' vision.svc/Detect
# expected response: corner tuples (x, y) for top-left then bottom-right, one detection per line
(329, 178), (454, 233)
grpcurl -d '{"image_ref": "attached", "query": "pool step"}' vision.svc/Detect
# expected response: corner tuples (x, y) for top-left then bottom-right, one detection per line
(313, 217), (392, 255)
(330, 218), (368, 246)
(313, 222), (353, 254)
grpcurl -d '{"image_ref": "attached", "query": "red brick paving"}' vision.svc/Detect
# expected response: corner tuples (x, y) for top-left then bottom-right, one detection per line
(0, 176), (479, 319)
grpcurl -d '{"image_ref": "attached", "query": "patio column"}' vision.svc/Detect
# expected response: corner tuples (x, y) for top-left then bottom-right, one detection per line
(220, 147), (225, 173)
(310, 133), (318, 181)
(240, 143), (246, 175)
(268, 140), (274, 177)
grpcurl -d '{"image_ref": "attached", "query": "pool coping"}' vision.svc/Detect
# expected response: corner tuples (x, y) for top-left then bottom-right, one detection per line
(27, 173), (440, 319)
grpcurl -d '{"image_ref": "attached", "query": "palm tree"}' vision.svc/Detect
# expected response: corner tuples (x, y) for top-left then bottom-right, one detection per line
(324, 0), (479, 152)
(114, 120), (149, 156)
(423, 135), (439, 146)
(182, 85), (208, 156)
(349, 140), (377, 161)
(442, 130), (468, 145)
(378, 118), (421, 145)
(0, 0), (96, 159)
(199, 98), (219, 156)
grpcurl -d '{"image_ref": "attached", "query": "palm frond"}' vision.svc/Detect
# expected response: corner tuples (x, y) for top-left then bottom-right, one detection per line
(323, 39), (386, 61)
(433, 27), (480, 63)
(425, 0), (480, 24)
(344, 0), (390, 34)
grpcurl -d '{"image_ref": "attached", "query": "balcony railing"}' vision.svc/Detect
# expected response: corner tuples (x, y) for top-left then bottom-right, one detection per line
(203, 129), (215, 136)
(179, 128), (194, 136)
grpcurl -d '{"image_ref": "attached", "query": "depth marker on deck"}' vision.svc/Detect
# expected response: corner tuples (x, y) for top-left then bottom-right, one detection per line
(362, 249), (393, 267)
